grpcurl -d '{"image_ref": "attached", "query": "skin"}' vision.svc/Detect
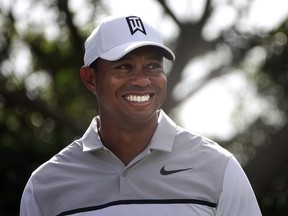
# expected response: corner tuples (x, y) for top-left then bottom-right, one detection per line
(80, 46), (167, 165)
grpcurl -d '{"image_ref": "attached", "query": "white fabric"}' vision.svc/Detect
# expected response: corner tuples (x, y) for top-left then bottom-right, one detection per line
(83, 15), (175, 66)
(216, 156), (262, 215)
(20, 110), (262, 216)
(62, 203), (215, 216)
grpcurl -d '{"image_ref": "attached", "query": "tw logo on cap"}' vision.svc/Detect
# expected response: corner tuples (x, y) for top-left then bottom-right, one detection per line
(126, 16), (146, 35)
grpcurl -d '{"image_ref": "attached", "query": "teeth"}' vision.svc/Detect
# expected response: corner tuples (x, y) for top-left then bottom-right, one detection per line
(126, 95), (150, 102)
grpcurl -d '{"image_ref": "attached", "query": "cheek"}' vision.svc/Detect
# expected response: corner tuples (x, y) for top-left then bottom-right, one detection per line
(154, 75), (167, 102)
(158, 74), (167, 91)
(96, 77), (126, 98)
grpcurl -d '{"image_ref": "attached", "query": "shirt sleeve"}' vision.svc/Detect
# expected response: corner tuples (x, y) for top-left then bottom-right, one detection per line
(20, 179), (42, 216)
(216, 156), (262, 216)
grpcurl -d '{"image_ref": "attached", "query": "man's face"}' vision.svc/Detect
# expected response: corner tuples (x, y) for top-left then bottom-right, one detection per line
(93, 46), (167, 125)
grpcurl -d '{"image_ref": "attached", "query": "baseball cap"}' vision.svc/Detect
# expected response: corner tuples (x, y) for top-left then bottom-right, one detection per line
(83, 15), (175, 66)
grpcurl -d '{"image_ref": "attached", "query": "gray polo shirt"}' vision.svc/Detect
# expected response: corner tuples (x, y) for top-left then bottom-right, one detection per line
(20, 110), (262, 216)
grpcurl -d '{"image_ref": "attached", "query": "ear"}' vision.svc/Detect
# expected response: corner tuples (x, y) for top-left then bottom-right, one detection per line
(80, 66), (97, 95)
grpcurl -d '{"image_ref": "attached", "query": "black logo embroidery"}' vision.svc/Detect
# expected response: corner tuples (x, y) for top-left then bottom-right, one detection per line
(160, 166), (194, 176)
(126, 16), (146, 35)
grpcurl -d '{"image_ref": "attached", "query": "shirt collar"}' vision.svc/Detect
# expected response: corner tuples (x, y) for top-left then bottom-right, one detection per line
(147, 110), (176, 152)
(81, 110), (177, 152)
(81, 117), (104, 152)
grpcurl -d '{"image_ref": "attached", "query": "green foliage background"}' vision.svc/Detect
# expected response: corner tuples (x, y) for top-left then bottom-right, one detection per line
(0, 0), (288, 215)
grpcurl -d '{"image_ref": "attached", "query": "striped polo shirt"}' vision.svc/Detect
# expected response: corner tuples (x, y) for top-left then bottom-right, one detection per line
(20, 110), (262, 216)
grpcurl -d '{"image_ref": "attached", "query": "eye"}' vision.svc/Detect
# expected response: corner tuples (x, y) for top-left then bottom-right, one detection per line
(115, 63), (133, 70)
(147, 62), (162, 69)
(145, 61), (163, 75)
(109, 63), (133, 78)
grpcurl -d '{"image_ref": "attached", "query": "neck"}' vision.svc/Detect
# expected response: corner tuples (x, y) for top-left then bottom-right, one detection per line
(97, 113), (159, 166)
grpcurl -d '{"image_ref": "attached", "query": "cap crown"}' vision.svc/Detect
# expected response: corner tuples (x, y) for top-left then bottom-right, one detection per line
(84, 15), (174, 66)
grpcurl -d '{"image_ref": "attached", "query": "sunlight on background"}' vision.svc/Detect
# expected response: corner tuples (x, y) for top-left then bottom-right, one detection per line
(103, 0), (288, 139)
(245, 0), (288, 32)
(3, 0), (288, 139)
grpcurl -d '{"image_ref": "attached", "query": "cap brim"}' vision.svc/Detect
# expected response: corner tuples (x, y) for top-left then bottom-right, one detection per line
(100, 41), (175, 61)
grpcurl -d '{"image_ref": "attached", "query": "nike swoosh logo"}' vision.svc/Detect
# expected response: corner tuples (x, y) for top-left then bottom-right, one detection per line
(160, 165), (194, 175)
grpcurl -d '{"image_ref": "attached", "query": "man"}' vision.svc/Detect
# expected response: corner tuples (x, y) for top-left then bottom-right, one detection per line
(20, 15), (262, 215)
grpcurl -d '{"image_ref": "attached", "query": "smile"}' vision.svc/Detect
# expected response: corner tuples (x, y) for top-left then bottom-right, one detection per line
(125, 94), (151, 103)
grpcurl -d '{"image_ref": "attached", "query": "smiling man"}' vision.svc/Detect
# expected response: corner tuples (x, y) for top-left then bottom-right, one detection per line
(82, 46), (168, 165)
(20, 15), (262, 216)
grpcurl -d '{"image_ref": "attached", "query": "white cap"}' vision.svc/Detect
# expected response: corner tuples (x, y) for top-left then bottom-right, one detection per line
(83, 15), (175, 66)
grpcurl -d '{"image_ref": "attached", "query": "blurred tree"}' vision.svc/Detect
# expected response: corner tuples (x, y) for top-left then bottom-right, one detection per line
(0, 0), (287, 215)
(222, 22), (288, 215)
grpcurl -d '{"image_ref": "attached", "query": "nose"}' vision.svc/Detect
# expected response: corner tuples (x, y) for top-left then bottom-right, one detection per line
(130, 69), (151, 87)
